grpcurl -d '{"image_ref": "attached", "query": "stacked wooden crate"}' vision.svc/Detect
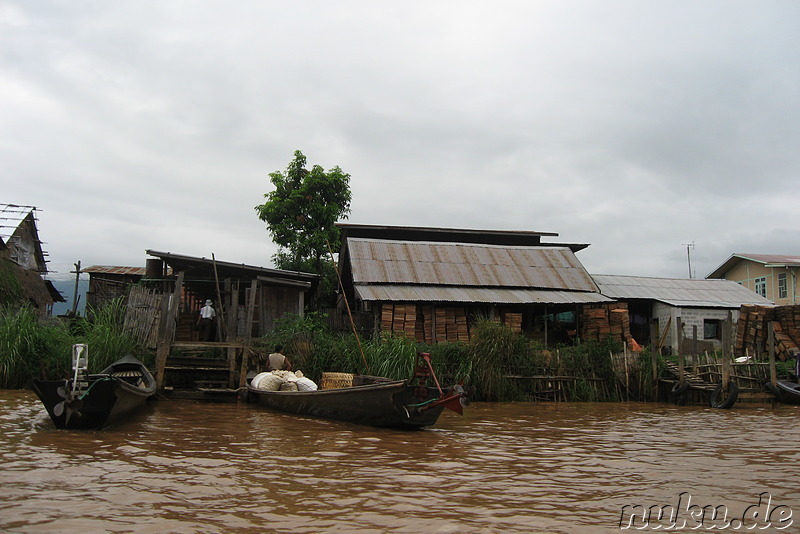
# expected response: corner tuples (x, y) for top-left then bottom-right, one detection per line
(579, 303), (632, 347)
(380, 303), (469, 343)
(434, 306), (470, 343)
(381, 303), (420, 340)
(735, 304), (800, 360)
(419, 305), (434, 343)
(502, 312), (523, 334)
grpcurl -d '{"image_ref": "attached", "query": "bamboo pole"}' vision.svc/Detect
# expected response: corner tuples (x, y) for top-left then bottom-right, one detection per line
(326, 240), (369, 374)
(211, 253), (226, 341)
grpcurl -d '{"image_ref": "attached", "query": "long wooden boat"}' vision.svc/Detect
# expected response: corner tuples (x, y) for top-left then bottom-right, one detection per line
(246, 353), (465, 429)
(32, 349), (156, 430)
(767, 380), (800, 405)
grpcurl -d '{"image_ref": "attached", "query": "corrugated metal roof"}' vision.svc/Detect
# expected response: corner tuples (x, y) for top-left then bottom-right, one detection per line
(592, 274), (774, 307)
(707, 253), (800, 278)
(732, 253), (800, 265)
(347, 238), (599, 292)
(355, 284), (613, 304)
(81, 266), (147, 276)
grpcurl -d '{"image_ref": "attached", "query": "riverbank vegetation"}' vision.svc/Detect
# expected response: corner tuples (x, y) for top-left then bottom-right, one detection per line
(257, 313), (668, 402)
(9, 303), (781, 403)
(0, 299), (146, 389)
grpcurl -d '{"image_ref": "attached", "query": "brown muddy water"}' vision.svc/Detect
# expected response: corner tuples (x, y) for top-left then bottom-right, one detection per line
(1, 390), (798, 533)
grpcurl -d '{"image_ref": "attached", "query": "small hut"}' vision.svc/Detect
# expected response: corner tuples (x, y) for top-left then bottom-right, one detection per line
(0, 204), (63, 316)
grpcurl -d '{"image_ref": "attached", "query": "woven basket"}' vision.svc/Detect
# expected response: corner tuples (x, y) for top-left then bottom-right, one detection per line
(320, 372), (354, 390)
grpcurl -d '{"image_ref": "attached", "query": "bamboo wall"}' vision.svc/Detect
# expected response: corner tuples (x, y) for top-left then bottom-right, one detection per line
(123, 284), (163, 349)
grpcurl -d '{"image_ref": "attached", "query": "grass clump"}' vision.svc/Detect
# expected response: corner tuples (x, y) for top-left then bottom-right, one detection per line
(0, 298), (146, 388)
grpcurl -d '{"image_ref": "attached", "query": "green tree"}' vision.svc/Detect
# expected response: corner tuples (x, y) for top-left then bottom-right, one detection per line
(255, 150), (352, 307)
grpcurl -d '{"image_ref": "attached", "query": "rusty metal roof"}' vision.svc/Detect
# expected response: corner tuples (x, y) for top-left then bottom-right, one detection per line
(81, 265), (147, 276)
(337, 223), (590, 252)
(347, 238), (599, 292)
(355, 284), (612, 304)
(592, 274), (774, 307)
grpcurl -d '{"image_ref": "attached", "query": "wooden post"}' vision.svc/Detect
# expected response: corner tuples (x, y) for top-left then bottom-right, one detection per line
(70, 261), (81, 316)
(623, 343), (629, 401)
(544, 305), (549, 350)
(650, 320), (659, 401)
(155, 271), (184, 389)
(721, 311), (732, 388)
(227, 282), (239, 388)
(768, 321), (777, 387)
(691, 325), (698, 375)
(238, 279), (258, 388)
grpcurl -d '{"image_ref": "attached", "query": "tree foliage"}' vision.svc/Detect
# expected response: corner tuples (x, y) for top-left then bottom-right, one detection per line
(255, 150), (352, 307)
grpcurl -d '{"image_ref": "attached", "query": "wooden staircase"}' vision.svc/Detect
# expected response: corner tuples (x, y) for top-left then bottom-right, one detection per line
(663, 362), (715, 391)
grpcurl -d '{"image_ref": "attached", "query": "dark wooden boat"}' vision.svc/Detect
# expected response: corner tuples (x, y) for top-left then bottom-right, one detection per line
(246, 353), (465, 429)
(32, 350), (156, 430)
(766, 380), (800, 405)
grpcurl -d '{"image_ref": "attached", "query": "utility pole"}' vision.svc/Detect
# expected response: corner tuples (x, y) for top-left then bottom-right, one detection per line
(682, 241), (695, 279)
(70, 261), (81, 316)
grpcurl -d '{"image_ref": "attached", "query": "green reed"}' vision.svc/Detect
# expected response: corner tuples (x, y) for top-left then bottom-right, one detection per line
(254, 312), (659, 402)
(71, 297), (146, 371)
(0, 298), (146, 388)
(0, 305), (72, 388)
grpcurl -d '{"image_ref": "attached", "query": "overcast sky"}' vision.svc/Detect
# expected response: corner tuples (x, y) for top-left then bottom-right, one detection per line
(2, 1), (798, 282)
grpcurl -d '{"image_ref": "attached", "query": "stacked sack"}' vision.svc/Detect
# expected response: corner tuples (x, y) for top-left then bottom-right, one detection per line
(251, 370), (318, 392)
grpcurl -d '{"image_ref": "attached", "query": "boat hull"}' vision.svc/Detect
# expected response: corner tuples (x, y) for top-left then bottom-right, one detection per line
(246, 379), (450, 429)
(774, 380), (800, 405)
(31, 355), (156, 430)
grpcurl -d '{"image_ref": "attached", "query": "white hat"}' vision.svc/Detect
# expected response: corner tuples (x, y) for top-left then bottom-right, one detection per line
(205, 299), (212, 306)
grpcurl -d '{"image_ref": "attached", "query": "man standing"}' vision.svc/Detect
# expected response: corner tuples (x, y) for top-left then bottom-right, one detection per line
(197, 299), (216, 341)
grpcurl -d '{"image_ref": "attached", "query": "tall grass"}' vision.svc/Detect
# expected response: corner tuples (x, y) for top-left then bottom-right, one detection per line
(255, 313), (670, 402)
(72, 298), (144, 372)
(0, 298), (146, 388)
(0, 305), (72, 388)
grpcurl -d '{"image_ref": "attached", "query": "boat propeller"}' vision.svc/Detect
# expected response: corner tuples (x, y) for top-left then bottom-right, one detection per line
(53, 344), (90, 424)
(53, 381), (83, 423)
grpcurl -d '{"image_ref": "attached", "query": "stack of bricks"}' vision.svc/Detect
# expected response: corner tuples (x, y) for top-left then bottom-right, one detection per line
(735, 304), (800, 360)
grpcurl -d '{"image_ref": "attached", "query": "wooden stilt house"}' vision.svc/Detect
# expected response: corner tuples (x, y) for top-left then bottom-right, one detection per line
(136, 250), (318, 391)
